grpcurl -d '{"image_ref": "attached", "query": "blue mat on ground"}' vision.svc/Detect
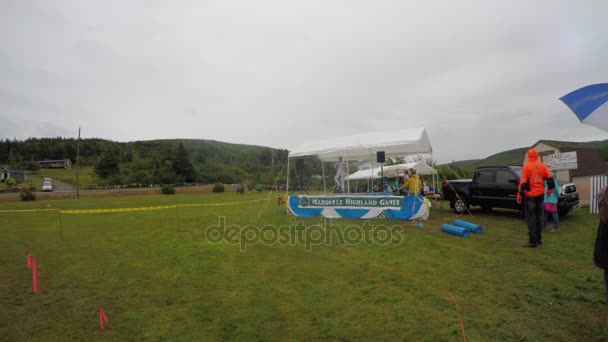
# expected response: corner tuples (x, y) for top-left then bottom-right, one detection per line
(453, 219), (483, 234)
(441, 224), (470, 237)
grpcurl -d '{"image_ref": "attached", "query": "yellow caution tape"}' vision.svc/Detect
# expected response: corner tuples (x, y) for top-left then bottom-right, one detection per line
(0, 198), (270, 215)
(0, 208), (59, 213)
(178, 198), (268, 207)
(60, 205), (177, 214)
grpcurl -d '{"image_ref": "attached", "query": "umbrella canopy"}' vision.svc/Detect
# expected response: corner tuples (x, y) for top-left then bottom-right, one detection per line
(560, 83), (608, 132)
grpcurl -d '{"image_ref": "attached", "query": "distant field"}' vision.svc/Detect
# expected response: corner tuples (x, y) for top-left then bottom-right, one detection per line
(23, 167), (100, 189)
(1, 192), (607, 340)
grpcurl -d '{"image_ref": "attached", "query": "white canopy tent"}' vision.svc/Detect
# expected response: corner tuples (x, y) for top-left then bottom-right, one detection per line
(286, 128), (433, 194)
(345, 161), (438, 192)
(345, 169), (377, 181)
(289, 127), (432, 162)
(382, 161), (437, 177)
(346, 161), (437, 179)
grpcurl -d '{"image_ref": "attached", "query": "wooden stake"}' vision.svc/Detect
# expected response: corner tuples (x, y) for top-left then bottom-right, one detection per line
(76, 127), (81, 200)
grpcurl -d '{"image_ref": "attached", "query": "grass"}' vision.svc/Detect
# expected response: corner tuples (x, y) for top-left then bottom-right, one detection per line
(25, 167), (100, 189)
(1, 192), (607, 340)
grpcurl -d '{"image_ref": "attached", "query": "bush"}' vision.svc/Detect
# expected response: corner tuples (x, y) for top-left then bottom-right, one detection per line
(161, 185), (175, 195)
(20, 189), (36, 201)
(5, 177), (16, 188)
(212, 183), (225, 193)
(24, 161), (40, 173)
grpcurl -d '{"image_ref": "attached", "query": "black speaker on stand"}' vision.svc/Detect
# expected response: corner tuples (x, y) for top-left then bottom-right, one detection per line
(376, 151), (385, 192)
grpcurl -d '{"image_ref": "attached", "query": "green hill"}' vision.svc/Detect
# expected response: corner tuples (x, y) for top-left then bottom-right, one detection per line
(475, 147), (529, 166)
(0, 138), (307, 186)
(444, 159), (481, 168)
(438, 139), (608, 178)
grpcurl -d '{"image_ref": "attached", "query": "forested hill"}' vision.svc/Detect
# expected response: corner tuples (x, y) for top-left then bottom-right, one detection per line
(0, 137), (304, 185)
(436, 139), (608, 179)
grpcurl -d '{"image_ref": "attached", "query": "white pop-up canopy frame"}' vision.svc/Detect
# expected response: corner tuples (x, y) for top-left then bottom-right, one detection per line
(382, 161), (437, 177)
(344, 161), (438, 193)
(346, 161), (437, 180)
(344, 168), (377, 181)
(286, 127), (433, 194)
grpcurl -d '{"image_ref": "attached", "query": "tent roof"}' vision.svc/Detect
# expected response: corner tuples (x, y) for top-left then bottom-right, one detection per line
(344, 161), (437, 181)
(383, 161), (437, 177)
(345, 169), (376, 181)
(288, 127), (432, 161)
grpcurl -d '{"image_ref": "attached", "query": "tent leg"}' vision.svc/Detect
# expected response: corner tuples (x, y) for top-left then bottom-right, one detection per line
(322, 161), (326, 194)
(371, 160), (374, 193)
(346, 159), (350, 194)
(286, 158), (290, 213)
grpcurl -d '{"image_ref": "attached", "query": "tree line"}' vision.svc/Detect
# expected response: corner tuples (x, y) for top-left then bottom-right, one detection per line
(0, 138), (302, 186)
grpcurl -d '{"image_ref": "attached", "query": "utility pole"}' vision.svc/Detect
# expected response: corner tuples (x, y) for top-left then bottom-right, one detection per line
(76, 127), (81, 200)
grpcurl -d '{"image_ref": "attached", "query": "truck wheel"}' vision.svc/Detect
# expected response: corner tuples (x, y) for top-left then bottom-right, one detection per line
(452, 198), (469, 214)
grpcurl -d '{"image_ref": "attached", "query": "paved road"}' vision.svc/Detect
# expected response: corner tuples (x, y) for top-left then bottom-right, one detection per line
(0, 185), (156, 197)
(53, 180), (74, 192)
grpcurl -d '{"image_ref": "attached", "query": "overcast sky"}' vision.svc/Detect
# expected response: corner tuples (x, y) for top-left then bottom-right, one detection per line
(1, 1), (608, 163)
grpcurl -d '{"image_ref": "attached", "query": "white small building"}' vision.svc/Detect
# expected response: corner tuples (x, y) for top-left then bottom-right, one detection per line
(1, 168), (26, 182)
(38, 159), (72, 169)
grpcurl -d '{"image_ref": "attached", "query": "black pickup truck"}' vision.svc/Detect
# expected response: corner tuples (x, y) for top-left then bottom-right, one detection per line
(442, 166), (579, 216)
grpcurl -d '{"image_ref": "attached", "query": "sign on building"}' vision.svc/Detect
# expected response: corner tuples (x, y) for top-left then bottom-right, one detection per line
(547, 151), (578, 170)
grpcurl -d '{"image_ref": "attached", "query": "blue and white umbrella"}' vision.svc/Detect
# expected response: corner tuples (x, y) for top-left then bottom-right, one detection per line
(560, 83), (608, 132)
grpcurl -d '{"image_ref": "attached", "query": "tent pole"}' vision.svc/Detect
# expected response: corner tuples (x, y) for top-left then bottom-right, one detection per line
(367, 151), (374, 192)
(346, 159), (350, 194)
(286, 158), (290, 201)
(321, 160), (326, 194)
(430, 152), (433, 192)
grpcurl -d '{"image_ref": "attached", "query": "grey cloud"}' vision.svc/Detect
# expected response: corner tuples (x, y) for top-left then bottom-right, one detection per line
(1, 0), (608, 163)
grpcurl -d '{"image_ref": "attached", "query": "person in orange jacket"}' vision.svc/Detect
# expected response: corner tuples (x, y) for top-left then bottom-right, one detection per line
(517, 148), (555, 248)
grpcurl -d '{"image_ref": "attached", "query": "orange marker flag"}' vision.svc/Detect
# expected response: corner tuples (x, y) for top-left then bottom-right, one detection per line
(26, 253), (38, 293)
(99, 308), (108, 330)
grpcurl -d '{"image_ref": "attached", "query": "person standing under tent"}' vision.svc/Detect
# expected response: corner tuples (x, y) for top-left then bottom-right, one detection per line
(542, 164), (560, 232)
(334, 157), (346, 193)
(517, 149), (554, 248)
(399, 168), (422, 196)
(397, 176), (405, 195)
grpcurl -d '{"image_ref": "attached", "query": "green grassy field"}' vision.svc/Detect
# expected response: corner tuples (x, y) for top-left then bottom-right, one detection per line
(23, 167), (100, 189)
(1, 192), (607, 340)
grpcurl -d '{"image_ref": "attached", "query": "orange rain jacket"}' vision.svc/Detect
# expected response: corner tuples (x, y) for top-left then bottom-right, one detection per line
(517, 149), (553, 200)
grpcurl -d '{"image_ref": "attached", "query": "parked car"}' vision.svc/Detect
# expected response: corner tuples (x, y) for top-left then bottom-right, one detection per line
(42, 180), (53, 192)
(442, 166), (579, 216)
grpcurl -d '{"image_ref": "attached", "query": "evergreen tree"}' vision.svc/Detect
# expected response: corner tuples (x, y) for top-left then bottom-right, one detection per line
(172, 143), (196, 182)
(24, 161), (40, 174)
(94, 150), (120, 178)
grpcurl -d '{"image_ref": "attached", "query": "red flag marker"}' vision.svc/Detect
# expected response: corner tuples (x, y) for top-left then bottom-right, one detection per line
(99, 308), (108, 330)
(26, 253), (38, 293)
